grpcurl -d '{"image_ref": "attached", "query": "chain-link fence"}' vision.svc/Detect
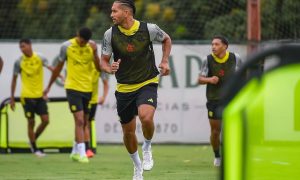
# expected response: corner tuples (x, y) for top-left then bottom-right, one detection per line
(0, 0), (299, 42)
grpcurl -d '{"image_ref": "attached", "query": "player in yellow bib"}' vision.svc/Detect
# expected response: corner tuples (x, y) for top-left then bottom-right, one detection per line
(10, 38), (60, 157)
(85, 63), (109, 158)
(44, 27), (100, 163)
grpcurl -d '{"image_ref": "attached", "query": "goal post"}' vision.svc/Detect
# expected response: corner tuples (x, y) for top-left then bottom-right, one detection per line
(0, 97), (97, 153)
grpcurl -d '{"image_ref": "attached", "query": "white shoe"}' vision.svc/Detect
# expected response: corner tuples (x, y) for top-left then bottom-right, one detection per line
(133, 166), (143, 180)
(214, 157), (221, 167)
(34, 150), (46, 157)
(143, 150), (154, 171)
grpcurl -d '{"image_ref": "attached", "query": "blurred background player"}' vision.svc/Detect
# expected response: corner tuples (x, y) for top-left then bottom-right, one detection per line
(101, 0), (171, 179)
(85, 65), (109, 158)
(44, 27), (100, 163)
(0, 56), (3, 74)
(10, 38), (60, 157)
(198, 35), (242, 167)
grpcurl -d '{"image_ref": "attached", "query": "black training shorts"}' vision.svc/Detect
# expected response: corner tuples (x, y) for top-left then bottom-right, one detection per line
(21, 97), (48, 119)
(66, 89), (91, 114)
(115, 83), (158, 124)
(206, 100), (222, 120)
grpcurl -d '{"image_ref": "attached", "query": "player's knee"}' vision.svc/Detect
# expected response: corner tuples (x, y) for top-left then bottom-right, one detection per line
(28, 119), (35, 126)
(42, 119), (49, 126)
(139, 113), (153, 124)
(211, 129), (220, 137)
(123, 130), (135, 138)
(75, 118), (85, 127)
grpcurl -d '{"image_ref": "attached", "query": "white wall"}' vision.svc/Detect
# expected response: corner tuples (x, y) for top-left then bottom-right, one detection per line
(0, 42), (247, 143)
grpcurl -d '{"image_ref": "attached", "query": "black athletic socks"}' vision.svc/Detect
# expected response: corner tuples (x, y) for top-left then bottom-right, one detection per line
(214, 149), (220, 158)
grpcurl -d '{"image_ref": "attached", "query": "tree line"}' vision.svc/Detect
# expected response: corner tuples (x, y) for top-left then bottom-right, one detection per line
(0, 0), (299, 41)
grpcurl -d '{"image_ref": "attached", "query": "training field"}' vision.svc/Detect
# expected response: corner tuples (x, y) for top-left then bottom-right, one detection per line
(0, 145), (219, 180)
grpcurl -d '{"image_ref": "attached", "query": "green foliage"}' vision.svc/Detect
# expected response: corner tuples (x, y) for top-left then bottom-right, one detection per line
(0, 0), (114, 40)
(84, 6), (112, 40)
(0, 0), (299, 41)
(204, 9), (247, 42)
(261, 0), (300, 40)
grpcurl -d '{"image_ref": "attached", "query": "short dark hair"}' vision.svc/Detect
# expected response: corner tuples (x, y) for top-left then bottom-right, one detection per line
(213, 35), (229, 47)
(115, 0), (136, 15)
(19, 38), (31, 44)
(78, 27), (92, 41)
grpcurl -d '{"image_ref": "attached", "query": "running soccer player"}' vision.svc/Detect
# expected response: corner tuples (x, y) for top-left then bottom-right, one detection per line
(101, 0), (172, 179)
(198, 35), (242, 167)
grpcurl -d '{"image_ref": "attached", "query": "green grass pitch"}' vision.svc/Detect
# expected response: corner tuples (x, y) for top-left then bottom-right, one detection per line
(0, 145), (219, 180)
